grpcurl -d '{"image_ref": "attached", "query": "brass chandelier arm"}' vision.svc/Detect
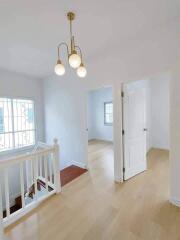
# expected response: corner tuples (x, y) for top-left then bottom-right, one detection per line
(57, 42), (70, 60)
(75, 45), (83, 63)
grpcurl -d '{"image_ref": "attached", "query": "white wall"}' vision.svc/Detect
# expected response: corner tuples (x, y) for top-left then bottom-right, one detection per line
(43, 72), (88, 170)
(0, 68), (45, 208)
(82, 19), (179, 185)
(88, 87), (113, 142)
(123, 75), (170, 152)
(0, 68), (45, 143)
(149, 73), (170, 150)
(87, 93), (94, 140)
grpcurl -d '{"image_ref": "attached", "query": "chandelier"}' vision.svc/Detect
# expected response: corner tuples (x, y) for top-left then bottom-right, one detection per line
(54, 12), (87, 78)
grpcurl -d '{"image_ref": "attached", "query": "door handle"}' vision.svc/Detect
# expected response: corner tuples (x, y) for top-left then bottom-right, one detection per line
(143, 128), (148, 131)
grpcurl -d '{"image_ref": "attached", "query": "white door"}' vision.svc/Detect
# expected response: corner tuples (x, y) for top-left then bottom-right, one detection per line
(123, 83), (147, 180)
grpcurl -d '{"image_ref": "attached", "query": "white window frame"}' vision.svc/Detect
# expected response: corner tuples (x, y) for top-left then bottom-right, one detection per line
(104, 101), (113, 126)
(0, 96), (37, 155)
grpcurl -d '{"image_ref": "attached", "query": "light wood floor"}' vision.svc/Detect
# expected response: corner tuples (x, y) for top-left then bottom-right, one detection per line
(6, 140), (180, 240)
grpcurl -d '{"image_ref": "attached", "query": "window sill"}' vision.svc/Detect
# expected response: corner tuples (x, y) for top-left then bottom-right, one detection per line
(104, 123), (113, 126)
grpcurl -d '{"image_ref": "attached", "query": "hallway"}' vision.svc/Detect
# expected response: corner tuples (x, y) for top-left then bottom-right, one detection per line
(6, 142), (180, 240)
(88, 140), (114, 182)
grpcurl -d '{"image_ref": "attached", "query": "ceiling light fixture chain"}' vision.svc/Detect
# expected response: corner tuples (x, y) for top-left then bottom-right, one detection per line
(54, 12), (87, 78)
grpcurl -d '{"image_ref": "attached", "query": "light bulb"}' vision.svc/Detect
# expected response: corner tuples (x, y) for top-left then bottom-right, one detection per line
(54, 60), (65, 76)
(69, 51), (81, 68)
(77, 63), (87, 78)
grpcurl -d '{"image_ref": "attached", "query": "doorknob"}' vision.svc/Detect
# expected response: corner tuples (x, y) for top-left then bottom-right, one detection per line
(143, 128), (148, 131)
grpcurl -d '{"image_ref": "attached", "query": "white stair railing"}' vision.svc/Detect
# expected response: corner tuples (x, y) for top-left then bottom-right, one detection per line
(0, 139), (61, 238)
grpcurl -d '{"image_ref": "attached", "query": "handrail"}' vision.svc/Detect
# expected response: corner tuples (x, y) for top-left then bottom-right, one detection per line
(0, 147), (55, 168)
(0, 138), (61, 238)
(33, 141), (53, 150)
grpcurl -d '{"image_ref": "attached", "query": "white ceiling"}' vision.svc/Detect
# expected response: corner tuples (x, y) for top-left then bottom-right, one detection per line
(0, 0), (180, 78)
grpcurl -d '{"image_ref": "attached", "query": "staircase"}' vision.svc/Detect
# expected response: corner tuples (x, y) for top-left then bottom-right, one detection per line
(0, 139), (61, 239)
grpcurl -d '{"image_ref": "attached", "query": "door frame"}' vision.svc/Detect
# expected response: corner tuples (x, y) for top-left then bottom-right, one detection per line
(85, 82), (125, 183)
(121, 84), (125, 181)
(113, 83), (124, 182)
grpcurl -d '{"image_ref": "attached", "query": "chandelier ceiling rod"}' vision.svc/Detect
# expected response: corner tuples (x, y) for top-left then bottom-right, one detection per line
(68, 12), (74, 52)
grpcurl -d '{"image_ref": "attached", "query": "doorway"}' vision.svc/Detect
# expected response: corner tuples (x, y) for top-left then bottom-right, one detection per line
(122, 74), (170, 181)
(87, 87), (114, 179)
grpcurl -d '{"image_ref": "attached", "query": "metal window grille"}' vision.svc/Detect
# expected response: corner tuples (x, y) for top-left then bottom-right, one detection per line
(0, 98), (36, 152)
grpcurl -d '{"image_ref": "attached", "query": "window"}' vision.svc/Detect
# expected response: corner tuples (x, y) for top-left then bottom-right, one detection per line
(104, 102), (113, 125)
(0, 98), (36, 152)
(0, 108), (4, 133)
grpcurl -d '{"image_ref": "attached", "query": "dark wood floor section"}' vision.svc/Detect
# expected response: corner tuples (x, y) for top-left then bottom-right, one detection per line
(60, 165), (87, 187)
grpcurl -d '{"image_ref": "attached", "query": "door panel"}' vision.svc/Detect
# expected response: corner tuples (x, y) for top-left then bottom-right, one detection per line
(123, 84), (147, 180)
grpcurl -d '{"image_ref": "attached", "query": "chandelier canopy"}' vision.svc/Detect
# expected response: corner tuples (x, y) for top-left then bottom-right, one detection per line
(54, 12), (87, 78)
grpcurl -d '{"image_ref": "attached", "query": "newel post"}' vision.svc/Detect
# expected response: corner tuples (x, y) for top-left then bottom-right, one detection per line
(53, 138), (61, 193)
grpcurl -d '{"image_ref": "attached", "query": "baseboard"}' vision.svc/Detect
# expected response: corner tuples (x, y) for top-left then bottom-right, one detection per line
(169, 197), (180, 207)
(88, 138), (113, 143)
(72, 161), (87, 169)
(149, 147), (170, 151)
(88, 138), (96, 142)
